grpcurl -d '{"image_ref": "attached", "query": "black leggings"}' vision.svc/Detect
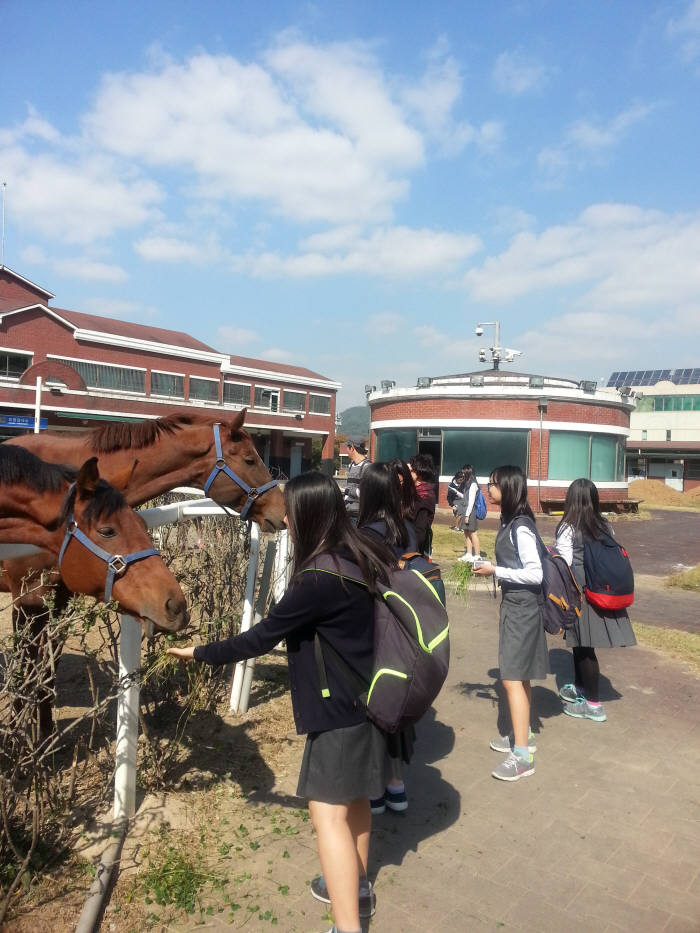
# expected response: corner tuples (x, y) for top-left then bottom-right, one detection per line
(573, 646), (600, 702)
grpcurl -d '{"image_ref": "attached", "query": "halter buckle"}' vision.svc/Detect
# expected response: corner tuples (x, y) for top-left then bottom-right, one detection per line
(248, 488), (259, 500)
(108, 554), (127, 576)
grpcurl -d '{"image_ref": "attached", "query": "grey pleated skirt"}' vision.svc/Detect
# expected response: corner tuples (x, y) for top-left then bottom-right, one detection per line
(566, 599), (637, 649)
(296, 721), (389, 804)
(499, 588), (549, 681)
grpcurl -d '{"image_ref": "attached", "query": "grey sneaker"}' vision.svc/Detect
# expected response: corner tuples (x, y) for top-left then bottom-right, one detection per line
(489, 732), (537, 754)
(559, 683), (583, 703)
(310, 876), (376, 918)
(491, 751), (535, 782)
(563, 697), (607, 722)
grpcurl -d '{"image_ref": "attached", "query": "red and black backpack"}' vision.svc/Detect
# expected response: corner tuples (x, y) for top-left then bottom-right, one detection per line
(583, 532), (634, 610)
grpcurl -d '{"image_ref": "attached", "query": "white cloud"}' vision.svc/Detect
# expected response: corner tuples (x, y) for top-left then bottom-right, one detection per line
(80, 297), (160, 319)
(464, 203), (700, 313)
(216, 325), (261, 350)
(238, 225), (482, 279)
(0, 143), (162, 244)
(492, 50), (551, 95)
(537, 103), (655, 184)
(667, 0), (700, 63)
(83, 45), (421, 226)
(134, 234), (226, 265)
(260, 346), (295, 362)
(366, 312), (402, 337)
(56, 258), (128, 282)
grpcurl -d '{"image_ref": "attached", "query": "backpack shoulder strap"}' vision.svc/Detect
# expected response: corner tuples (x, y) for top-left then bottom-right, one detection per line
(509, 515), (544, 565)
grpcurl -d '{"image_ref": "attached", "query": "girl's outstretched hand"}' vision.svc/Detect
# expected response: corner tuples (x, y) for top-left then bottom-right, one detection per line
(472, 561), (495, 577)
(166, 645), (196, 662)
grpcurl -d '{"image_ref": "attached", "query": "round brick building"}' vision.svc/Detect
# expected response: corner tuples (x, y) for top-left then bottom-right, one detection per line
(367, 370), (634, 511)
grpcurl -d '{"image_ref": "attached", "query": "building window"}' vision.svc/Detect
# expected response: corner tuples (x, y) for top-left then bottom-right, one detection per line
(223, 381), (251, 407)
(53, 357), (145, 393)
(283, 390), (306, 413)
(189, 377), (219, 402)
(309, 394), (331, 415)
(0, 351), (32, 379)
(443, 429), (529, 477)
(666, 429), (672, 441)
(151, 371), (184, 398)
(254, 386), (279, 411)
(641, 430), (647, 440)
(375, 428), (418, 464)
(549, 432), (626, 482)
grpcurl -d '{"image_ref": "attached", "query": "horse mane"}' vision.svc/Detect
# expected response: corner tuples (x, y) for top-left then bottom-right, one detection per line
(0, 445), (76, 492)
(89, 414), (190, 454)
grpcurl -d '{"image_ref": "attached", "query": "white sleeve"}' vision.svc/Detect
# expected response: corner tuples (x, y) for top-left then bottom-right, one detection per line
(465, 482), (477, 516)
(555, 523), (574, 566)
(494, 525), (543, 585)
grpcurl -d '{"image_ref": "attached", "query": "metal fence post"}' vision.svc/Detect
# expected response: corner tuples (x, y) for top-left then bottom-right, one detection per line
(114, 614), (141, 823)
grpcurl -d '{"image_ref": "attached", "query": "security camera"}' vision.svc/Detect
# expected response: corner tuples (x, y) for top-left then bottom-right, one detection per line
(475, 325), (484, 337)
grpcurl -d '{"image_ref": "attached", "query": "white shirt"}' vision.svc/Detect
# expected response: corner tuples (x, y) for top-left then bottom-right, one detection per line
(494, 524), (543, 585)
(464, 482), (478, 517)
(555, 522), (575, 566)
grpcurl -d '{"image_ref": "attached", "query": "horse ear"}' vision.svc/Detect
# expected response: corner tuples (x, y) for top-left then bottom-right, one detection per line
(109, 458), (139, 492)
(227, 408), (247, 436)
(76, 457), (100, 497)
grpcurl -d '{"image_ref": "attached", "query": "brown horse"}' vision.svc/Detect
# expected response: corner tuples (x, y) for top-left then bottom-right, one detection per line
(6, 407), (285, 526)
(0, 446), (187, 633)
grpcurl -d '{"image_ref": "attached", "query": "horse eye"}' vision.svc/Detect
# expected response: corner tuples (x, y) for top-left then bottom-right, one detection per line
(98, 526), (117, 538)
(244, 457), (256, 466)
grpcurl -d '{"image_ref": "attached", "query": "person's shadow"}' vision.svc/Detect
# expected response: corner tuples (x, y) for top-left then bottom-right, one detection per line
(364, 708), (460, 930)
(548, 646), (623, 703)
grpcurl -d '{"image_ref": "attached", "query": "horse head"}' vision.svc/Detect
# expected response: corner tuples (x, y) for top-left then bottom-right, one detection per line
(59, 458), (188, 636)
(201, 410), (286, 532)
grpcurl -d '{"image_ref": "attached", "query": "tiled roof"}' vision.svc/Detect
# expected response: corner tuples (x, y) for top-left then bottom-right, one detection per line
(53, 307), (221, 354)
(226, 354), (333, 382)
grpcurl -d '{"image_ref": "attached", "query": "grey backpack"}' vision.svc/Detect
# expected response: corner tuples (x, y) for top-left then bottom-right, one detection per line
(308, 554), (450, 733)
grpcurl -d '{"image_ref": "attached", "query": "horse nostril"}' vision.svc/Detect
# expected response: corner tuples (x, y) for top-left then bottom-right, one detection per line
(166, 596), (187, 624)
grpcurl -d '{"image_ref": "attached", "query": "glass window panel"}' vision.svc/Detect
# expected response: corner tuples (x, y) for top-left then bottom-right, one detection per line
(591, 435), (617, 482)
(375, 429), (417, 464)
(54, 357), (145, 392)
(694, 396), (700, 411)
(548, 432), (590, 480)
(283, 390), (306, 412)
(254, 386), (279, 411)
(443, 429), (529, 477)
(223, 382), (250, 406)
(683, 396), (693, 411)
(309, 394), (331, 414)
(0, 352), (32, 378)
(636, 396), (653, 411)
(672, 396), (683, 411)
(190, 377), (219, 401)
(150, 372), (184, 398)
(616, 441), (626, 482)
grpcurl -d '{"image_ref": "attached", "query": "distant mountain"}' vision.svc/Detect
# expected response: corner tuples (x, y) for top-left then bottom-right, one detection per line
(338, 405), (370, 436)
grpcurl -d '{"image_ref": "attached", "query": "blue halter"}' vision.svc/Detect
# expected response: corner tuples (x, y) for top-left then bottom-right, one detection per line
(58, 487), (160, 603)
(202, 423), (278, 520)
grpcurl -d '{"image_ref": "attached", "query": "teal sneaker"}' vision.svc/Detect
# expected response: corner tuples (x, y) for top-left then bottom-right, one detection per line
(559, 683), (583, 703)
(563, 697), (607, 722)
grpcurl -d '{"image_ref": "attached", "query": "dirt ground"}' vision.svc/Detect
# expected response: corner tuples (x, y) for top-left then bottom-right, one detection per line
(2, 507), (699, 931)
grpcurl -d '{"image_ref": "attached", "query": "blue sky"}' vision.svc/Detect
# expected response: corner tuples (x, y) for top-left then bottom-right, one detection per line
(2, 0), (700, 408)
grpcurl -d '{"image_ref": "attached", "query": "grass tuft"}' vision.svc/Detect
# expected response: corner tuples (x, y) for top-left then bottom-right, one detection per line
(665, 564), (700, 591)
(632, 623), (700, 674)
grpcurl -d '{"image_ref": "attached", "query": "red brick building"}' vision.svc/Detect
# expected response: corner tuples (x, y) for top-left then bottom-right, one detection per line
(367, 370), (634, 510)
(0, 266), (339, 477)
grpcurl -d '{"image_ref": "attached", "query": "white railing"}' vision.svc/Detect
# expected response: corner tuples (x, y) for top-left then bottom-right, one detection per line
(1, 494), (291, 824)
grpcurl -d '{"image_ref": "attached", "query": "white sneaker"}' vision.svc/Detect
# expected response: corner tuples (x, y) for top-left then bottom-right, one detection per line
(457, 552), (473, 562)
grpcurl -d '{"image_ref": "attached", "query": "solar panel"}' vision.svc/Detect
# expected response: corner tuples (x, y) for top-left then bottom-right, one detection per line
(608, 368), (700, 388)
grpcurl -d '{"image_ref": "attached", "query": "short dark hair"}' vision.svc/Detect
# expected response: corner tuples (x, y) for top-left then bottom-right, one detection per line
(409, 453), (436, 482)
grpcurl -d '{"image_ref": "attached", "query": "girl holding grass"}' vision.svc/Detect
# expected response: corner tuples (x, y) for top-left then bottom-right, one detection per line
(167, 472), (394, 933)
(473, 465), (548, 781)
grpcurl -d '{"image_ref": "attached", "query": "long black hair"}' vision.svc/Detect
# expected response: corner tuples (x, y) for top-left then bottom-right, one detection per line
(387, 458), (419, 519)
(409, 453), (436, 483)
(489, 465), (534, 523)
(358, 461), (411, 549)
(556, 477), (609, 540)
(461, 463), (476, 486)
(284, 472), (394, 592)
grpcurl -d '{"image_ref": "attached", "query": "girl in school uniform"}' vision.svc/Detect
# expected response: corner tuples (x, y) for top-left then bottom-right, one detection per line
(456, 463), (482, 564)
(473, 465), (548, 782)
(554, 478), (637, 722)
(167, 471), (395, 933)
